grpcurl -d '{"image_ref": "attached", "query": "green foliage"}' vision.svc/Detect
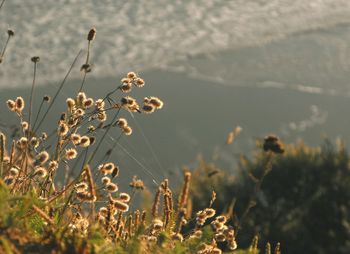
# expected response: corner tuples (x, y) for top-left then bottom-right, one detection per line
(190, 139), (350, 254)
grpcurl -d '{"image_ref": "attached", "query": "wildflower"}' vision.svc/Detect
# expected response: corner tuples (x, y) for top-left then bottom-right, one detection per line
(116, 118), (128, 128)
(9, 167), (19, 176)
(119, 193), (131, 202)
(65, 148), (77, 160)
(95, 99), (105, 110)
(7, 29), (15, 37)
(31, 56), (40, 63)
(83, 98), (94, 108)
(216, 215), (227, 224)
(113, 199), (129, 212)
(66, 98), (75, 111)
(75, 182), (88, 193)
(80, 136), (90, 147)
(129, 176), (144, 190)
(35, 151), (50, 166)
(58, 122), (69, 136)
(71, 133), (81, 145)
(149, 97), (164, 109)
(263, 135), (284, 154)
(121, 79), (132, 93)
(97, 112), (107, 122)
(87, 27), (96, 41)
(18, 137), (28, 149)
(106, 182), (118, 193)
(34, 167), (47, 178)
(43, 95), (51, 102)
(15, 97), (25, 113)
(48, 160), (58, 171)
(21, 121), (29, 130)
(215, 233), (226, 242)
(122, 126), (132, 136)
(77, 92), (87, 106)
(6, 100), (16, 111)
(142, 104), (155, 114)
(111, 166), (120, 178)
(75, 108), (85, 117)
(127, 72), (137, 79)
(204, 208), (216, 218)
(134, 78), (145, 87)
(152, 219), (163, 230)
(101, 176), (111, 185)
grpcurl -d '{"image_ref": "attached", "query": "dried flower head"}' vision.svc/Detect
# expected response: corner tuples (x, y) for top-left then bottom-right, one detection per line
(95, 99), (105, 110)
(21, 121), (29, 130)
(18, 137), (28, 149)
(263, 135), (284, 154)
(101, 176), (111, 185)
(119, 193), (131, 203)
(116, 118), (128, 128)
(6, 100), (16, 111)
(87, 27), (96, 41)
(34, 167), (47, 178)
(83, 98), (94, 108)
(31, 56), (40, 63)
(9, 167), (19, 176)
(122, 126), (132, 136)
(71, 133), (81, 145)
(80, 63), (92, 73)
(35, 151), (50, 166)
(149, 97), (164, 109)
(65, 148), (77, 160)
(121, 81), (132, 93)
(97, 112), (107, 122)
(66, 98), (75, 111)
(127, 72), (137, 79)
(58, 122), (69, 136)
(48, 160), (59, 171)
(43, 95), (51, 102)
(106, 182), (118, 193)
(7, 29), (15, 37)
(134, 78), (145, 88)
(15, 97), (25, 112)
(142, 104), (155, 114)
(80, 136), (91, 147)
(113, 199), (129, 212)
(75, 182), (88, 193)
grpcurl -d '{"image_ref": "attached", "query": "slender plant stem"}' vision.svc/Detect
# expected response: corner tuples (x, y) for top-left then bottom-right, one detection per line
(1, 35), (10, 58)
(32, 99), (45, 131)
(28, 61), (37, 136)
(34, 49), (82, 133)
(0, 0), (5, 11)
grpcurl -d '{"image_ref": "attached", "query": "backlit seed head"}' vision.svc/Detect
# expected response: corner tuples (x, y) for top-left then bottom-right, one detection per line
(122, 126), (132, 136)
(43, 95), (51, 102)
(68, 118), (78, 127)
(95, 99), (105, 110)
(83, 98), (94, 108)
(87, 27), (96, 41)
(172, 233), (184, 242)
(121, 96), (136, 106)
(142, 104), (155, 114)
(106, 182), (118, 193)
(215, 233), (226, 242)
(121, 82), (132, 93)
(71, 133), (81, 145)
(9, 167), (19, 176)
(35, 151), (49, 165)
(75, 108), (85, 117)
(111, 166), (119, 178)
(41, 132), (48, 140)
(104, 162), (114, 172)
(89, 136), (96, 145)
(119, 193), (131, 203)
(80, 63), (92, 73)
(99, 207), (108, 217)
(149, 97), (164, 109)
(31, 56), (40, 63)
(60, 113), (67, 121)
(30, 137), (39, 148)
(21, 121), (29, 130)
(101, 176), (111, 185)
(263, 135), (284, 154)
(97, 112), (107, 122)
(6, 100), (16, 111)
(216, 215), (227, 224)
(80, 136), (90, 147)
(7, 29), (14, 37)
(65, 148), (77, 160)
(34, 167), (47, 178)
(15, 97), (25, 112)
(58, 122), (69, 136)
(75, 182), (88, 192)
(66, 98), (75, 111)
(116, 118), (128, 128)
(152, 219), (163, 230)
(77, 92), (87, 105)
(18, 137), (28, 149)
(127, 72), (137, 79)
(113, 199), (129, 212)
(204, 208), (216, 218)
(48, 160), (59, 171)
(134, 78), (145, 87)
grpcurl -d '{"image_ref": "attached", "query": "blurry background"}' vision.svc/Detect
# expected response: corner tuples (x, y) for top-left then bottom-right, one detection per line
(1, 0), (350, 186)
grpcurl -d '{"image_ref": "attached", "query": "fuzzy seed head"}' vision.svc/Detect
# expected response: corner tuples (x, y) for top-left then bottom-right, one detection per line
(71, 133), (81, 145)
(15, 97), (25, 112)
(80, 136), (91, 147)
(65, 148), (77, 160)
(9, 167), (19, 176)
(58, 122), (69, 136)
(48, 160), (59, 171)
(101, 176), (111, 185)
(142, 104), (155, 114)
(83, 98), (94, 108)
(116, 118), (128, 128)
(87, 27), (96, 41)
(21, 121), (29, 130)
(34, 167), (47, 178)
(35, 151), (50, 165)
(66, 98), (75, 111)
(113, 200), (129, 212)
(106, 182), (118, 193)
(122, 126), (132, 136)
(127, 72), (137, 79)
(6, 100), (16, 111)
(119, 193), (131, 203)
